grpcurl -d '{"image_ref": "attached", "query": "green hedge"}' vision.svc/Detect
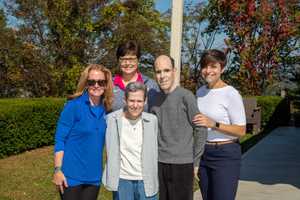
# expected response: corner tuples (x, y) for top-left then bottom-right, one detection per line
(256, 96), (283, 127)
(0, 96), (291, 158)
(241, 96), (290, 153)
(0, 98), (65, 158)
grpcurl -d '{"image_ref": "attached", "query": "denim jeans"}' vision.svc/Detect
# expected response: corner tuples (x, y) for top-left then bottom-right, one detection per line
(113, 179), (158, 200)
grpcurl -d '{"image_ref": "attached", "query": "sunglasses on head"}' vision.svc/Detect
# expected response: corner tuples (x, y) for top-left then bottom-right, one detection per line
(87, 79), (107, 87)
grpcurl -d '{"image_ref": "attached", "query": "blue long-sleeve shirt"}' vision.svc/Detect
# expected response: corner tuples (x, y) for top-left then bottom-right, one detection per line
(54, 92), (107, 185)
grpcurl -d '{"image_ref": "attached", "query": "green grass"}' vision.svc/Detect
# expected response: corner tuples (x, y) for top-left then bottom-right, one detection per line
(0, 146), (112, 200)
(0, 134), (262, 200)
(0, 145), (202, 200)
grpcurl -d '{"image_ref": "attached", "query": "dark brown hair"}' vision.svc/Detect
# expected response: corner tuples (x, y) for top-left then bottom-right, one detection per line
(200, 49), (227, 69)
(116, 40), (141, 60)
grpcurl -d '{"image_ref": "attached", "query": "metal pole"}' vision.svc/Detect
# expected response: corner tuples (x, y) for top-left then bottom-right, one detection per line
(170, 0), (184, 86)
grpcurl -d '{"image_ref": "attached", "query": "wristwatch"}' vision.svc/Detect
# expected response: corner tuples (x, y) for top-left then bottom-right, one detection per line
(54, 166), (62, 173)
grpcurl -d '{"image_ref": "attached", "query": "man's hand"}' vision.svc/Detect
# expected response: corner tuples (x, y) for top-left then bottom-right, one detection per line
(193, 113), (215, 128)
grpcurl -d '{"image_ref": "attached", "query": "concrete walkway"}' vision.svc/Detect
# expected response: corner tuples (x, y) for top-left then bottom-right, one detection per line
(194, 127), (300, 200)
(236, 127), (300, 200)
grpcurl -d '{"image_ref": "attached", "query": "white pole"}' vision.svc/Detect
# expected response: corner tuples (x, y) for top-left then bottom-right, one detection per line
(170, 0), (184, 86)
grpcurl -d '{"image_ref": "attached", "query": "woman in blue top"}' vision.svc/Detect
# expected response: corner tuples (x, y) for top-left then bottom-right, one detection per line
(53, 64), (113, 200)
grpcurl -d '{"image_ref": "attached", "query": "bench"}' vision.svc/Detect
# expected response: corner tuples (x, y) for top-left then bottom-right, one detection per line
(243, 98), (261, 134)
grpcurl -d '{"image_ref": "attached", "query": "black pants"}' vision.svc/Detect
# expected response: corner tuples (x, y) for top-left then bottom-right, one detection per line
(60, 184), (100, 200)
(199, 143), (241, 200)
(158, 162), (194, 200)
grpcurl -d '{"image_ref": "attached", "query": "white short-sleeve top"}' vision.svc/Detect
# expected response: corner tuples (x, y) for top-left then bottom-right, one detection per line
(196, 85), (246, 142)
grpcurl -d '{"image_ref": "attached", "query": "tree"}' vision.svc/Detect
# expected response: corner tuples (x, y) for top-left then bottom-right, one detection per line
(181, 1), (221, 89)
(2, 0), (169, 97)
(0, 9), (11, 96)
(0, 18), (53, 97)
(204, 0), (300, 95)
(95, 0), (170, 69)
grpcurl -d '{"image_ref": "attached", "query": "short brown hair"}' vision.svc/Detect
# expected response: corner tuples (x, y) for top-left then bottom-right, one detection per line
(200, 49), (227, 69)
(116, 40), (141, 60)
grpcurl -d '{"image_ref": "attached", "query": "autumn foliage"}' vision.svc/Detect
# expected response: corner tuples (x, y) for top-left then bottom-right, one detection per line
(218, 0), (299, 95)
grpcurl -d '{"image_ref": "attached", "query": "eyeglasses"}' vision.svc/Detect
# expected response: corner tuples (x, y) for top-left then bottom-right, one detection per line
(119, 56), (138, 63)
(87, 79), (107, 87)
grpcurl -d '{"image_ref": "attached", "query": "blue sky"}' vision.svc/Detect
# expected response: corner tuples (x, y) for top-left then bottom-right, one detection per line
(155, 0), (226, 48)
(155, 0), (171, 12)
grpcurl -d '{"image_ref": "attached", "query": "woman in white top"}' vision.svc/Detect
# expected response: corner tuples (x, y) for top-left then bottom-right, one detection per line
(193, 49), (246, 200)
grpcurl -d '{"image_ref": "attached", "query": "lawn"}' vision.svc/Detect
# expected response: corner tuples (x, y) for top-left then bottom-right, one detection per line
(0, 146), (200, 200)
(0, 146), (112, 200)
(0, 134), (254, 200)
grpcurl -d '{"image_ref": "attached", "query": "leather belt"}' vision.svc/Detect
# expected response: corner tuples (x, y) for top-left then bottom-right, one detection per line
(206, 139), (238, 146)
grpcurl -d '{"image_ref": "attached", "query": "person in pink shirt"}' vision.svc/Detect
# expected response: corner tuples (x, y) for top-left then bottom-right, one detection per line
(112, 40), (159, 111)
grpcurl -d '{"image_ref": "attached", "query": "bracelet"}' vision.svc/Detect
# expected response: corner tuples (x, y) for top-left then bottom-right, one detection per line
(54, 166), (62, 173)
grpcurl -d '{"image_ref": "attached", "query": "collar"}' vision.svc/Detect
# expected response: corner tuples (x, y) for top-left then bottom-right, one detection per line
(112, 108), (151, 122)
(80, 91), (91, 104)
(113, 72), (144, 91)
(80, 91), (104, 107)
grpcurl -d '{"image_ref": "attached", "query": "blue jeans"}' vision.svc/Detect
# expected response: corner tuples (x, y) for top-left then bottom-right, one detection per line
(113, 179), (157, 200)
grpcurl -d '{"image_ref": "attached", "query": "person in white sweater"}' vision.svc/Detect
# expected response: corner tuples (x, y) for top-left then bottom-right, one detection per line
(193, 49), (246, 200)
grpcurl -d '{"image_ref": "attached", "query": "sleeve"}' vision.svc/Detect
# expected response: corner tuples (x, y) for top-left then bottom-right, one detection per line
(193, 126), (207, 167)
(183, 91), (208, 167)
(153, 115), (158, 160)
(227, 89), (246, 125)
(147, 78), (160, 92)
(54, 101), (76, 153)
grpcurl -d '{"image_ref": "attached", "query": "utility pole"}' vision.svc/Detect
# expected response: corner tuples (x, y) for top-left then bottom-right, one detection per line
(170, 0), (184, 86)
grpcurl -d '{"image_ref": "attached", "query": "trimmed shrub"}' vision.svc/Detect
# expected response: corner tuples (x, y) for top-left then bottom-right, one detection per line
(0, 98), (65, 158)
(0, 96), (291, 158)
(241, 96), (291, 153)
(256, 96), (290, 129)
(256, 96), (282, 127)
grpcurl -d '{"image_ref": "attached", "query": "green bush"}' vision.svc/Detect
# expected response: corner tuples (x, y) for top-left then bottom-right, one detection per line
(0, 95), (291, 158)
(0, 98), (65, 158)
(256, 96), (283, 127)
(241, 96), (291, 153)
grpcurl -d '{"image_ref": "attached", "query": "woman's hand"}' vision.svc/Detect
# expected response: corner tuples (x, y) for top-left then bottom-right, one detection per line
(53, 171), (68, 194)
(193, 113), (215, 128)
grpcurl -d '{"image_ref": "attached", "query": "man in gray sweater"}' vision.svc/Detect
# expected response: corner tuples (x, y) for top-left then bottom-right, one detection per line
(149, 55), (207, 200)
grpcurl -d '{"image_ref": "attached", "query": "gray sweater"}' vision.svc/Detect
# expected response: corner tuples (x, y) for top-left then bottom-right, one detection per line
(149, 86), (207, 166)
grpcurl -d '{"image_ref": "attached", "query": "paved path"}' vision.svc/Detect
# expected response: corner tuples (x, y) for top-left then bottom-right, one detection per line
(236, 127), (300, 200)
(194, 127), (300, 200)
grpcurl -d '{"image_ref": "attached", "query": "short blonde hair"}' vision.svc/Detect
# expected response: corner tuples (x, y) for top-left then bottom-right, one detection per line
(68, 64), (113, 111)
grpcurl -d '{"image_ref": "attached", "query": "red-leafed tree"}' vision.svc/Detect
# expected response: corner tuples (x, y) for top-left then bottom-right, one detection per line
(205, 0), (299, 95)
